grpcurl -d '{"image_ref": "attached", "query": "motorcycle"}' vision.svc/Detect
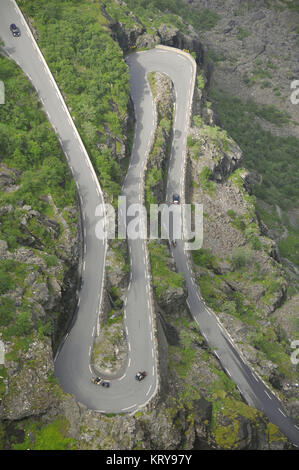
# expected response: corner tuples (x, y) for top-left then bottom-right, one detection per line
(91, 376), (110, 387)
(135, 371), (147, 381)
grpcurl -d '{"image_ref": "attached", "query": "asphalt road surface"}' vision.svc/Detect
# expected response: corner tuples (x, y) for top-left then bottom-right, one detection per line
(1, 0), (299, 447)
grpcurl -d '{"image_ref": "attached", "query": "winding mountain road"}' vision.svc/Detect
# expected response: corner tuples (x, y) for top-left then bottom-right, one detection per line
(1, 0), (299, 447)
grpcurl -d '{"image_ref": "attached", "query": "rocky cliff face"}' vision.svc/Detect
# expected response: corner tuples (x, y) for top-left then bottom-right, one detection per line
(106, 5), (204, 64)
(185, 0), (299, 137)
(145, 72), (175, 204)
(91, 240), (129, 376)
(182, 0), (299, 274)
(0, 0), (295, 450)
(0, 170), (80, 421)
(186, 67), (298, 420)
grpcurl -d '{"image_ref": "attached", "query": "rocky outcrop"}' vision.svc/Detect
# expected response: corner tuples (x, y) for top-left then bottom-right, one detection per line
(0, 337), (59, 420)
(186, 0), (299, 139)
(91, 240), (129, 376)
(183, 0), (299, 282)
(0, 0), (295, 451)
(186, 65), (297, 409)
(103, 2), (205, 66)
(0, 165), (20, 193)
(0, 167), (80, 421)
(146, 72), (175, 204)
(187, 123), (242, 183)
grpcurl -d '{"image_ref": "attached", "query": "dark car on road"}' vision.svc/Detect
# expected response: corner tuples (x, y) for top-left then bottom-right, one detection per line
(172, 194), (180, 204)
(10, 24), (21, 37)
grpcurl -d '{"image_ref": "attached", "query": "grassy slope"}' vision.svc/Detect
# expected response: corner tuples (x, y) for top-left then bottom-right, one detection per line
(1, 0), (292, 449)
(18, 0), (130, 202)
(0, 53), (77, 341)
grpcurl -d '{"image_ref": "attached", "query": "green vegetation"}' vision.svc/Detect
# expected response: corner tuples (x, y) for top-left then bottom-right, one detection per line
(43, 254), (58, 268)
(3, 311), (32, 339)
(167, 311), (286, 449)
(0, 54), (76, 251)
(278, 231), (299, 266)
(200, 124), (230, 152)
(206, 48), (227, 63)
(255, 104), (291, 126)
(249, 329), (292, 377)
(189, 118), (231, 165)
(92, 312), (125, 371)
(187, 134), (202, 160)
(267, 422), (287, 443)
(0, 260), (28, 296)
(109, 239), (130, 274)
(211, 396), (259, 449)
(147, 72), (157, 98)
(199, 166), (215, 194)
(145, 110), (172, 210)
(211, 88), (299, 268)
(145, 72), (173, 209)
(172, 328), (197, 377)
(231, 247), (253, 270)
(197, 73), (205, 90)
(18, 0), (130, 202)
(280, 0), (299, 12)
(192, 248), (218, 270)
(0, 297), (15, 326)
(0, 45), (79, 372)
(13, 417), (76, 450)
(236, 27), (251, 40)
(149, 241), (183, 299)
(212, 90), (299, 270)
(226, 199), (263, 251)
(124, 1), (220, 33)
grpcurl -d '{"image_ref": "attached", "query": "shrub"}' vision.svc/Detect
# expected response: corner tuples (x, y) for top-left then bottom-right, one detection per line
(197, 74), (205, 90)
(192, 248), (218, 270)
(43, 254), (58, 267)
(231, 247), (252, 270)
(0, 270), (14, 295)
(200, 166), (215, 194)
(13, 418), (76, 450)
(211, 89), (299, 209)
(0, 297), (15, 327)
(227, 209), (236, 219)
(149, 241), (183, 299)
(125, 1), (219, 32)
(237, 27), (251, 40)
(3, 311), (32, 339)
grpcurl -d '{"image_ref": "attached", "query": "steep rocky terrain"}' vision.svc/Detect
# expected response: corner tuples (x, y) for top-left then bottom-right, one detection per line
(0, 181), (80, 421)
(92, 240), (129, 376)
(183, 0), (299, 277)
(0, 49), (81, 427)
(0, 0), (298, 450)
(185, 0), (299, 136)
(186, 66), (299, 421)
